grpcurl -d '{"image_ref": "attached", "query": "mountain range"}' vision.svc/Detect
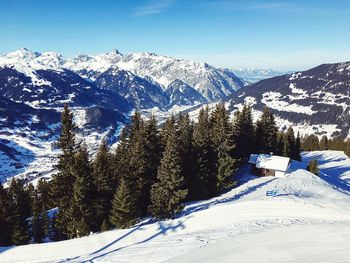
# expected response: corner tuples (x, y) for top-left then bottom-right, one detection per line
(1, 48), (350, 184)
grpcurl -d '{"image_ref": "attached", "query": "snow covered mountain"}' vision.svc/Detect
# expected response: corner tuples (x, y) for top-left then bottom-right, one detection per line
(64, 50), (244, 101)
(165, 79), (206, 108)
(1, 151), (350, 262)
(94, 66), (169, 109)
(225, 62), (350, 137)
(231, 68), (291, 83)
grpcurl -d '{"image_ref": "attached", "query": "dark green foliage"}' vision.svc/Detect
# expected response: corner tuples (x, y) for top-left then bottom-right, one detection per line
(232, 104), (255, 160)
(255, 107), (278, 154)
(101, 219), (111, 232)
(192, 106), (216, 200)
(51, 104), (77, 239)
(176, 113), (195, 200)
(138, 115), (162, 213)
(295, 132), (302, 161)
(0, 184), (12, 246)
(92, 140), (114, 231)
(71, 144), (94, 238)
(31, 192), (45, 243)
(320, 135), (329, 150)
(149, 130), (188, 219)
(109, 177), (138, 228)
(8, 179), (31, 245)
(276, 132), (285, 156)
(283, 126), (301, 160)
(301, 134), (320, 151)
(307, 159), (319, 175)
(210, 103), (238, 193)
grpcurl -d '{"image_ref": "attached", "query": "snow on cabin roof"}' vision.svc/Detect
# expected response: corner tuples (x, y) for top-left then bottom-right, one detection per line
(249, 154), (290, 172)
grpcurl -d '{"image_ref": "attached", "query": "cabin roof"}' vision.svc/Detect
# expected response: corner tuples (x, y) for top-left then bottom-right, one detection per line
(249, 154), (290, 172)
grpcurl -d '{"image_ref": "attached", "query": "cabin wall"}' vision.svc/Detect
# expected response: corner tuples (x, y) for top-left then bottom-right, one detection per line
(275, 171), (286, 177)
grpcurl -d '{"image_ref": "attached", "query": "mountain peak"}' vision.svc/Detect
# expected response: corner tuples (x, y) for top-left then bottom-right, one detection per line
(6, 48), (41, 59)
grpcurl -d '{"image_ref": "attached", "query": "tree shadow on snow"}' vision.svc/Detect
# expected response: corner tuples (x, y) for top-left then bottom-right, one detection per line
(0, 246), (14, 255)
(301, 152), (350, 193)
(77, 217), (189, 262)
(182, 179), (277, 217)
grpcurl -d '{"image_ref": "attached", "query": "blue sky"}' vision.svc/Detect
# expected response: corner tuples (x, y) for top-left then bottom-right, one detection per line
(0, 0), (350, 70)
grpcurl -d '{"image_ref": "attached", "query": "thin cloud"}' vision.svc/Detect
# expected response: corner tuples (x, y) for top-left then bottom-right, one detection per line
(198, 1), (299, 12)
(132, 0), (175, 17)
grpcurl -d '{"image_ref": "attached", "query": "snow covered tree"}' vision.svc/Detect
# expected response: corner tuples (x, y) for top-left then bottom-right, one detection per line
(307, 159), (319, 175)
(149, 130), (188, 219)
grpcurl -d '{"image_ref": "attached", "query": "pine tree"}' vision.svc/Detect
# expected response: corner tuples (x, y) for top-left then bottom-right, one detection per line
(71, 144), (94, 238)
(294, 132), (302, 161)
(31, 191), (45, 243)
(307, 159), (319, 175)
(276, 132), (285, 156)
(160, 115), (176, 148)
(51, 104), (77, 239)
(255, 107), (278, 154)
(176, 113), (195, 199)
(232, 104), (255, 160)
(149, 130), (188, 219)
(210, 103), (238, 193)
(320, 135), (329, 150)
(0, 185), (11, 246)
(138, 115), (162, 214)
(92, 139), (114, 231)
(192, 106), (216, 200)
(283, 126), (296, 159)
(302, 135), (320, 151)
(109, 177), (139, 228)
(8, 179), (31, 245)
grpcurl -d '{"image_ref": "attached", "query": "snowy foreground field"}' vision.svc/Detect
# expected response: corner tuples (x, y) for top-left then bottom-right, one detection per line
(1, 151), (350, 263)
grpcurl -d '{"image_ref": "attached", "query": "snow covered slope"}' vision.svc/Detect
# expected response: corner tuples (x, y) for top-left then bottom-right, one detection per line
(1, 151), (350, 262)
(224, 62), (350, 138)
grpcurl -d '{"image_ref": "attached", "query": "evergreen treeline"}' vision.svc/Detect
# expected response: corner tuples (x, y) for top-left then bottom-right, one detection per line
(301, 134), (350, 156)
(0, 104), (304, 245)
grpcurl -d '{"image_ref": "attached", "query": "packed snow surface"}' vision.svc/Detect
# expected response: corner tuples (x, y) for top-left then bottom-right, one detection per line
(1, 151), (350, 262)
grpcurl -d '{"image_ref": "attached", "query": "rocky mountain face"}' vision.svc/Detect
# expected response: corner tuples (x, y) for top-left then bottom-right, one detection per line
(225, 62), (350, 137)
(64, 50), (244, 102)
(165, 79), (206, 108)
(94, 67), (169, 109)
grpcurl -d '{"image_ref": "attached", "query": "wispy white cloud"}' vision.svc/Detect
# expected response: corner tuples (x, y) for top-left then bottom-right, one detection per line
(132, 0), (175, 17)
(198, 1), (299, 12)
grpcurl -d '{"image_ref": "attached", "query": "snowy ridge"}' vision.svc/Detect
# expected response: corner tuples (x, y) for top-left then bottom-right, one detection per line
(224, 61), (350, 137)
(1, 151), (350, 262)
(0, 48), (244, 103)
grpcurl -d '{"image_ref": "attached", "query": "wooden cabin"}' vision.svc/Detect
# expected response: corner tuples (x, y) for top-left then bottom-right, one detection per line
(248, 154), (291, 177)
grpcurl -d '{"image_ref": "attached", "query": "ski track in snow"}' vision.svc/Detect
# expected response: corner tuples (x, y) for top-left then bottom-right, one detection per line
(1, 151), (350, 262)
